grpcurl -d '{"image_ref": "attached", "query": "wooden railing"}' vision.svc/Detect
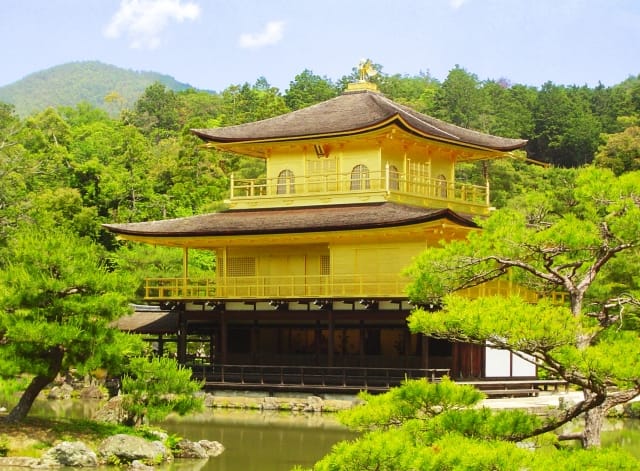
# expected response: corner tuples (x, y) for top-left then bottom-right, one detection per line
(189, 364), (450, 391)
(144, 275), (566, 303)
(229, 167), (489, 208)
(144, 273), (408, 300)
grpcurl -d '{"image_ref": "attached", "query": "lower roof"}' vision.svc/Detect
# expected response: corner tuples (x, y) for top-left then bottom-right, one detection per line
(103, 202), (478, 239)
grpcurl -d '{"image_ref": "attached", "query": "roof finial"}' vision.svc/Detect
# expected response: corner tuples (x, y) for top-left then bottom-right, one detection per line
(358, 58), (377, 82)
(346, 59), (379, 93)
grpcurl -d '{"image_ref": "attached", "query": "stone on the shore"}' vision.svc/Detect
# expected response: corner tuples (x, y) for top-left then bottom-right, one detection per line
(128, 460), (156, 470)
(198, 440), (225, 457)
(0, 457), (40, 468)
(39, 441), (98, 467)
(98, 434), (169, 464)
(93, 395), (127, 424)
(79, 385), (108, 400)
(172, 439), (208, 459)
(47, 383), (74, 400)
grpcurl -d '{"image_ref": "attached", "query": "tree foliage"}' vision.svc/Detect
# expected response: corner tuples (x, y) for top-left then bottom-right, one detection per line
(120, 356), (203, 426)
(405, 167), (640, 447)
(299, 379), (639, 471)
(0, 224), (142, 422)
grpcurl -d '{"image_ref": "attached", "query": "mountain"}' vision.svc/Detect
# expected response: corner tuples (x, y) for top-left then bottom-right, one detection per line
(0, 61), (193, 117)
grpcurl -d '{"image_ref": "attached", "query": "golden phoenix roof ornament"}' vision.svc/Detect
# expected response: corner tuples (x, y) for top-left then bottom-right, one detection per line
(358, 58), (378, 82)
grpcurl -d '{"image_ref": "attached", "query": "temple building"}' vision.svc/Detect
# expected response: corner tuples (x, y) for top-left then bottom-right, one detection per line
(105, 72), (536, 391)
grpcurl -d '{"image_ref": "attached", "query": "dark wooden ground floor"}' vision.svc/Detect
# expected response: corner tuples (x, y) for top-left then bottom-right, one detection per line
(116, 303), (560, 396)
(121, 303), (484, 378)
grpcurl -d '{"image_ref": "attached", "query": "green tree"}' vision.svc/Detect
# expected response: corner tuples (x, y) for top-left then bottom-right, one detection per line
(530, 83), (602, 166)
(126, 82), (180, 139)
(120, 356), (203, 426)
(594, 125), (640, 175)
(482, 81), (536, 138)
(379, 72), (440, 113)
(0, 223), (141, 422)
(430, 66), (484, 129)
(302, 379), (638, 470)
(405, 167), (640, 448)
(285, 69), (338, 111)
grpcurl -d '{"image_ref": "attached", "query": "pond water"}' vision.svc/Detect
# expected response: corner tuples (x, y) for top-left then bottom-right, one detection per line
(24, 398), (640, 470)
(157, 409), (356, 471)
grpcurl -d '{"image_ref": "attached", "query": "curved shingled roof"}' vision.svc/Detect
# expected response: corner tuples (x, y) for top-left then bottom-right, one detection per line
(192, 90), (527, 152)
(103, 202), (478, 238)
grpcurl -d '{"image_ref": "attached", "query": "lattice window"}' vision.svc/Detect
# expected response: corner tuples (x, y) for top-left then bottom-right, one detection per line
(436, 174), (448, 198)
(350, 164), (370, 190)
(276, 169), (295, 194)
(388, 165), (400, 190)
(226, 256), (256, 277)
(320, 255), (330, 276)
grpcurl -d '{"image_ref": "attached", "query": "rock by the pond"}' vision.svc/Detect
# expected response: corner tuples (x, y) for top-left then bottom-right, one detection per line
(93, 395), (127, 424)
(198, 440), (225, 457)
(98, 434), (169, 464)
(128, 460), (156, 470)
(47, 383), (74, 400)
(0, 457), (40, 468)
(79, 385), (107, 400)
(39, 441), (98, 467)
(172, 439), (208, 459)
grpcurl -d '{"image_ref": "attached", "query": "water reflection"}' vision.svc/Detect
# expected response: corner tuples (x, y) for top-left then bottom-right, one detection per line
(158, 409), (356, 471)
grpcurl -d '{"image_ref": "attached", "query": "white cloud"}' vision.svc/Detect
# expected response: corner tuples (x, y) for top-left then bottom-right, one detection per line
(449, 0), (467, 9)
(238, 21), (285, 49)
(104, 0), (201, 49)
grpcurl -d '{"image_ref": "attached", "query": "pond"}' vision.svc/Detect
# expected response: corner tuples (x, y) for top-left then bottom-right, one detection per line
(157, 409), (356, 471)
(23, 398), (640, 470)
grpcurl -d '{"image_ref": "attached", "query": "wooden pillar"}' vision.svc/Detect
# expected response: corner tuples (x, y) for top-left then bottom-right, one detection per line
(452, 343), (460, 378)
(220, 313), (227, 365)
(157, 334), (165, 357)
(182, 248), (189, 295)
(422, 335), (429, 369)
(314, 320), (321, 366)
(327, 311), (334, 367)
(251, 320), (259, 363)
(208, 332), (215, 365)
(177, 313), (187, 364)
(403, 329), (411, 367)
(359, 320), (365, 366)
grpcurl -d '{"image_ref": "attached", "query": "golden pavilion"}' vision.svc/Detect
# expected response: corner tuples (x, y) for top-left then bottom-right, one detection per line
(105, 73), (535, 391)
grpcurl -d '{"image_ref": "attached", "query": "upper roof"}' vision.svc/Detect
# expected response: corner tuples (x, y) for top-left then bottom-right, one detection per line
(192, 89), (527, 152)
(103, 202), (477, 239)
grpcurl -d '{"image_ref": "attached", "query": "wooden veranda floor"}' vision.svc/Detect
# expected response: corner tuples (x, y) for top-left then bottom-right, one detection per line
(189, 363), (568, 396)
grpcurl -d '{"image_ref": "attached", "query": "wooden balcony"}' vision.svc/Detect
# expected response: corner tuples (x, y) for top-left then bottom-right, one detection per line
(228, 166), (490, 214)
(142, 274), (548, 303)
(144, 273), (408, 301)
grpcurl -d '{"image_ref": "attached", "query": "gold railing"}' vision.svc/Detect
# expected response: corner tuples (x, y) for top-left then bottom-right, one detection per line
(230, 168), (489, 207)
(143, 275), (564, 303)
(144, 273), (408, 300)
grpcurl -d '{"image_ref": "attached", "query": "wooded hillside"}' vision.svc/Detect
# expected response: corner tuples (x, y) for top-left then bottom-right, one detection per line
(0, 61), (193, 117)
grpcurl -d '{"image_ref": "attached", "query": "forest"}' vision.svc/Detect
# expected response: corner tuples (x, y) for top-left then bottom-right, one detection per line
(1, 63), (639, 262)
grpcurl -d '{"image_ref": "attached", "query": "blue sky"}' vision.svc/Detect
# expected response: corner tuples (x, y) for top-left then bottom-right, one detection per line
(1, 0), (639, 93)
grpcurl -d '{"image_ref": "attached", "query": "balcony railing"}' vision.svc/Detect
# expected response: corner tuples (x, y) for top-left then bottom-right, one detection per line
(143, 274), (548, 302)
(144, 273), (408, 301)
(229, 166), (489, 211)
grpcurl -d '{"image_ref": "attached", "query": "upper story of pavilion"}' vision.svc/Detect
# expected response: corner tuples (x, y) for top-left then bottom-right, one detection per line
(192, 82), (527, 216)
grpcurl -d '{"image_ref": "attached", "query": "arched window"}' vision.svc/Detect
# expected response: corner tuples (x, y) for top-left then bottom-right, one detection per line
(277, 169), (295, 194)
(436, 174), (448, 198)
(388, 165), (400, 191)
(350, 164), (370, 191)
